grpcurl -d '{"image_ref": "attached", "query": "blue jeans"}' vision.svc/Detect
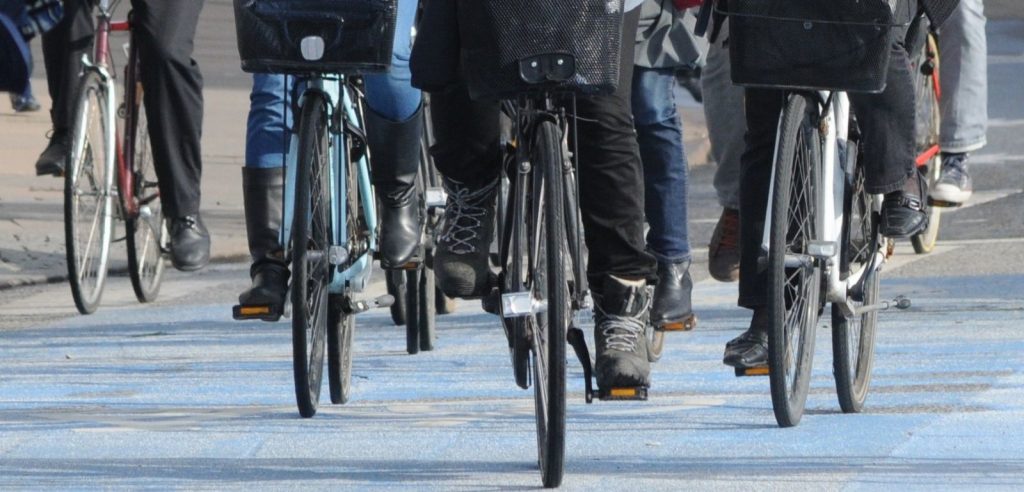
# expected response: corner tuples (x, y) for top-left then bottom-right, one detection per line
(631, 66), (691, 263)
(245, 0), (421, 169)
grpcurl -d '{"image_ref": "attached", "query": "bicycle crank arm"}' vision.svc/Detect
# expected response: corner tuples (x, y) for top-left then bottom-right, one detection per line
(566, 325), (595, 404)
(346, 294), (395, 314)
(849, 295), (912, 317)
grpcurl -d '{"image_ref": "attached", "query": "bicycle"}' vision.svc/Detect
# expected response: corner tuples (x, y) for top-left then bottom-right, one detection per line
(231, 0), (396, 418)
(909, 14), (944, 254)
(707, 0), (915, 427)
(384, 94), (457, 354)
(64, 0), (168, 315)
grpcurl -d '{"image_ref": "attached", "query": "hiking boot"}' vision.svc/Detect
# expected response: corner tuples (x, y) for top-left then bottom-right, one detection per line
(594, 275), (653, 390)
(651, 259), (696, 331)
(881, 170), (928, 238)
(35, 130), (69, 176)
(238, 167), (288, 309)
(708, 207), (740, 282)
(434, 177), (497, 298)
(169, 214), (210, 272)
(930, 152), (973, 205)
(723, 308), (770, 369)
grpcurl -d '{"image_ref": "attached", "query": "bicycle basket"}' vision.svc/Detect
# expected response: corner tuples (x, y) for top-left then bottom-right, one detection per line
(234, 0), (397, 74)
(458, 0), (625, 101)
(723, 0), (912, 93)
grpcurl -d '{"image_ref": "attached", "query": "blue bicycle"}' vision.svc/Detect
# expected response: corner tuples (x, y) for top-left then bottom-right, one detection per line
(232, 0), (399, 418)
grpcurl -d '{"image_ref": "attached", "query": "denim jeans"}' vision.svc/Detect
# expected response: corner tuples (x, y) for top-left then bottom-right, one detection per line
(700, 19), (745, 211)
(245, 0), (421, 169)
(939, 0), (987, 153)
(631, 66), (691, 263)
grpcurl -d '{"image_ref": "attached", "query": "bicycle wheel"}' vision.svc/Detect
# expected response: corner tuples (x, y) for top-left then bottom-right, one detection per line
(832, 152), (881, 413)
(64, 71), (114, 315)
(124, 83), (167, 303)
(328, 293), (355, 404)
(386, 270), (407, 326)
(531, 119), (567, 488)
(767, 94), (823, 428)
(291, 92), (332, 418)
(404, 268), (421, 354)
(911, 33), (942, 254)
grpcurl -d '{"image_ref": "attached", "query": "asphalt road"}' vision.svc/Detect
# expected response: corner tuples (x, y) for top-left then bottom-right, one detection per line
(2, 3), (1023, 490)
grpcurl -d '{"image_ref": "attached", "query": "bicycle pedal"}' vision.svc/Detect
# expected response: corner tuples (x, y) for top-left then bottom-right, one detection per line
(596, 386), (649, 401)
(734, 366), (770, 377)
(657, 315), (697, 332)
(232, 304), (282, 322)
(927, 197), (962, 208)
(347, 294), (395, 314)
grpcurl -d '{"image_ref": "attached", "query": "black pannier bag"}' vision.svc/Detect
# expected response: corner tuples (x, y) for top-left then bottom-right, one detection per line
(457, 0), (625, 101)
(234, 0), (398, 74)
(723, 0), (912, 93)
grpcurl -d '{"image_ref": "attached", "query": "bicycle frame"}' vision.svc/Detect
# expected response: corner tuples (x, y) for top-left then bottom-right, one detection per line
(760, 91), (887, 318)
(278, 76), (379, 296)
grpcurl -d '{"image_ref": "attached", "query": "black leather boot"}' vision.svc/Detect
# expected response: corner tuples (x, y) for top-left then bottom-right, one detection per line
(238, 167), (289, 309)
(651, 260), (697, 331)
(365, 105), (424, 269)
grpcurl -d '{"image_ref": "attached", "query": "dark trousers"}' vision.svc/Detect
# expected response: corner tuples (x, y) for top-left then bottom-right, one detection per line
(738, 42), (917, 309)
(429, 7), (657, 287)
(42, 0), (205, 218)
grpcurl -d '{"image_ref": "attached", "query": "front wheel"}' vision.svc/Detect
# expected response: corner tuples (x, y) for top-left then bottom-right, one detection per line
(65, 71), (114, 315)
(291, 93), (332, 418)
(767, 94), (822, 428)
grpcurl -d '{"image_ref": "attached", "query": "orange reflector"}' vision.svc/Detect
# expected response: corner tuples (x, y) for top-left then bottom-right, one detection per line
(609, 388), (638, 398)
(239, 306), (271, 316)
(744, 367), (770, 376)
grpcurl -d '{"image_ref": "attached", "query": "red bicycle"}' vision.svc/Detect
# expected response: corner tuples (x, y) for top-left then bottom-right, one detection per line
(64, 0), (167, 314)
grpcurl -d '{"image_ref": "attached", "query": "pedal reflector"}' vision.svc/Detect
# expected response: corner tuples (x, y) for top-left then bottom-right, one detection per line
(239, 306), (270, 316)
(735, 366), (770, 377)
(659, 315), (697, 332)
(598, 387), (649, 401)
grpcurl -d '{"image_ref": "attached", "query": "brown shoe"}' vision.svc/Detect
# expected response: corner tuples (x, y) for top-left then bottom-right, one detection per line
(708, 208), (740, 282)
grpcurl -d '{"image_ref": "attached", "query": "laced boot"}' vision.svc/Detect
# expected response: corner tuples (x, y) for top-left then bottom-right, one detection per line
(237, 167), (289, 310)
(723, 308), (770, 369)
(365, 105), (424, 269)
(651, 260), (696, 331)
(593, 275), (653, 390)
(35, 129), (69, 176)
(434, 177), (498, 299)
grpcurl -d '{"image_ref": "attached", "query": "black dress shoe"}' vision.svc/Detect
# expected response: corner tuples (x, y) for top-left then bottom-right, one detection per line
(723, 308), (770, 369)
(651, 260), (697, 331)
(881, 172), (928, 238)
(170, 215), (210, 272)
(35, 130), (69, 177)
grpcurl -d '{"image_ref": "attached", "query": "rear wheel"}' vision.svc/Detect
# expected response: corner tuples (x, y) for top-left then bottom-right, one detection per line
(767, 94), (822, 428)
(385, 271), (407, 326)
(327, 294), (355, 404)
(911, 33), (942, 254)
(832, 152), (881, 413)
(125, 86), (167, 303)
(532, 119), (567, 488)
(291, 93), (332, 418)
(65, 71), (113, 315)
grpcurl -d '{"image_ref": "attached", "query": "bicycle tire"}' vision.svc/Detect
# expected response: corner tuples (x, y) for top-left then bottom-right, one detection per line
(532, 119), (567, 488)
(328, 293), (355, 404)
(767, 93), (823, 428)
(911, 33), (942, 254)
(832, 150), (881, 413)
(65, 70), (113, 315)
(419, 265), (437, 351)
(404, 268), (421, 354)
(124, 70), (167, 303)
(386, 270), (408, 326)
(291, 92), (332, 418)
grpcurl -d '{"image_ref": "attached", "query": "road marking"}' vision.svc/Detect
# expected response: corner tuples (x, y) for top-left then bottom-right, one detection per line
(989, 118), (1024, 128)
(946, 188), (1020, 211)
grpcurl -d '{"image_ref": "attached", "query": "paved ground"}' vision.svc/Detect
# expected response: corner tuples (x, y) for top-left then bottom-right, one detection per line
(1, 2), (1023, 490)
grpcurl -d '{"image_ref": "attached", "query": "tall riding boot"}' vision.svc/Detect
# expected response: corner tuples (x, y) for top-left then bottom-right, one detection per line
(238, 167), (289, 308)
(365, 105), (424, 269)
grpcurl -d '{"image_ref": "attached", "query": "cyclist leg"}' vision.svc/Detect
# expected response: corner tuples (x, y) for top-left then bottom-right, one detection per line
(575, 7), (659, 391)
(933, 0), (986, 204)
(362, 0), (425, 269)
(722, 88), (783, 370)
(132, 0), (209, 271)
(428, 80), (503, 299)
(631, 65), (695, 330)
(36, 0), (94, 176)
(238, 73), (292, 309)
(701, 19), (744, 282)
